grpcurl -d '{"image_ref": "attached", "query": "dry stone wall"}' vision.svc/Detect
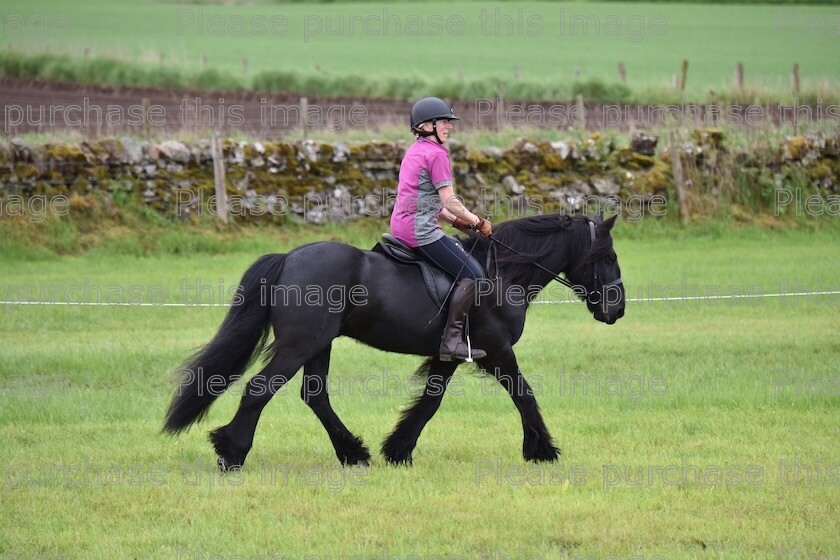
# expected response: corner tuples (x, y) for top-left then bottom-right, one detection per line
(1, 131), (837, 223)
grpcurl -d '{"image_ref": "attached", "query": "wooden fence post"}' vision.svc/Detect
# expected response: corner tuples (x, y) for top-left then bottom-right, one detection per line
(142, 98), (151, 140)
(708, 91), (719, 127)
(211, 132), (228, 225)
(791, 63), (800, 96)
(575, 94), (586, 130)
(618, 62), (626, 83)
(678, 60), (689, 92)
(496, 95), (505, 130)
(669, 130), (689, 225)
(734, 63), (744, 89)
(300, 97), (309, 140)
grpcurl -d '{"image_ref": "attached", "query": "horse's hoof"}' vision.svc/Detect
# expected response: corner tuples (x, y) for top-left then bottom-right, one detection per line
(384, 455), (413, 467)
(525, 445), (561, 463)
(340, 454), (370, 468)
(217, 456), (242, 473)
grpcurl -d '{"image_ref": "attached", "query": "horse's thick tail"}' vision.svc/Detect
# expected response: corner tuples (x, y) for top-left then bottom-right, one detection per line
(163, 253), (287, 434)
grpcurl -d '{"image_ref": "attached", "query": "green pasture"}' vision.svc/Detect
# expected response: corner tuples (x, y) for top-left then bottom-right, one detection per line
(1, 221), (839, 558)
(1, 0), (839, 102)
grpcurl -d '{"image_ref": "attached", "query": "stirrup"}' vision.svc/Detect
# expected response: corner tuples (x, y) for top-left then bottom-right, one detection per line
(464, 333), (474, 363)
(464, 315), (476, 362)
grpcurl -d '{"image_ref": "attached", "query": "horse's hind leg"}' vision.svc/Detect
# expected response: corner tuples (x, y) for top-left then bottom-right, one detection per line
(382, 359), (459, 465)
(300, 344), (371, 466)
(210, 351), (304, 471)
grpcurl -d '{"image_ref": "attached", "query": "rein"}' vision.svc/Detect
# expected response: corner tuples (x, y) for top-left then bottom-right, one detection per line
(488, 220), (622, 305)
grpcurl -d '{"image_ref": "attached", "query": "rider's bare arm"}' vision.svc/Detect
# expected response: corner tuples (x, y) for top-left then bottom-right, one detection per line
(438, 186), (492, 237)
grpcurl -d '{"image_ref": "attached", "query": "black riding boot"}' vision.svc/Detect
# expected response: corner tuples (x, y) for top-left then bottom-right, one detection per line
(439, 278), (486, 362)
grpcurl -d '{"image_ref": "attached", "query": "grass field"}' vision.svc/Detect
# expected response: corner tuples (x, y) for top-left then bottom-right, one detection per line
(1, 221), (839, 559)
(1, 0), (839, 102)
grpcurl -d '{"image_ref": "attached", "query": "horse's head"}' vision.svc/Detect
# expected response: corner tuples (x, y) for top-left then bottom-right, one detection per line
(568, 213), (625, 325)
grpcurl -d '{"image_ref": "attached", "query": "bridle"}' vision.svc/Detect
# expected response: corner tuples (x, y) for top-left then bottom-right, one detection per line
(488, 219), (623, 306)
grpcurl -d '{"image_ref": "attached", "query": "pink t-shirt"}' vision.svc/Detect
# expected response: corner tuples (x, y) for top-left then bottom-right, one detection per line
(390, 137), (453, 248)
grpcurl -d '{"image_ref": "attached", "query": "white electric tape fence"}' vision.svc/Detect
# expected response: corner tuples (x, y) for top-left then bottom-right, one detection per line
(2, 290), (840, 307)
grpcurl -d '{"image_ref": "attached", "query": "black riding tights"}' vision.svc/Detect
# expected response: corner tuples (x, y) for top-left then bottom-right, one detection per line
(415, 236), (485, 281)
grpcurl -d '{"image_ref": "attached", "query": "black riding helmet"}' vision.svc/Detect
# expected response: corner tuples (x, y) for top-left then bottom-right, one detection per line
(410, 97), (459, 143)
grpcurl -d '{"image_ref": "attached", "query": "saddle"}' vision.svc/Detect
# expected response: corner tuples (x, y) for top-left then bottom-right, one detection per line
(371, 234), (454, 309)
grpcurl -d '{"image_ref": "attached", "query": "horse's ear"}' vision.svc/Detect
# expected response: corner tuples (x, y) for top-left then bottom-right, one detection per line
(594, 211), (604, 224)
(604, 214), (618, 229)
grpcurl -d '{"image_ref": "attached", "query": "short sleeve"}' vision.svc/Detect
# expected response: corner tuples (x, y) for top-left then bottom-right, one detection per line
(428, 151), (453, 190)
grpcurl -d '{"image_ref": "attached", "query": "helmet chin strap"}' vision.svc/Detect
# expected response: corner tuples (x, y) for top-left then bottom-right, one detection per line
(415, 119), (444, 144)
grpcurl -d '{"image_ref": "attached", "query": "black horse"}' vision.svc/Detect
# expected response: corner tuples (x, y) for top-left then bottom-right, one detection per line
(163, 213), (625, 469)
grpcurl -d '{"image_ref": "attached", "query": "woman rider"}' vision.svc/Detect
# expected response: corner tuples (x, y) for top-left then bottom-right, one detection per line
(390, 96), (493, 362)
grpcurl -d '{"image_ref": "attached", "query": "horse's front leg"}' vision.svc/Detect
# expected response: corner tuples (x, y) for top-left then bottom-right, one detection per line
(382, 359), (459, 465)
(478, 347), (560, 462)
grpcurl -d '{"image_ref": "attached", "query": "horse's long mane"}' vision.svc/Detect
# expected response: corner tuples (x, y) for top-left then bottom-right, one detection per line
(462, 214), (612, 287)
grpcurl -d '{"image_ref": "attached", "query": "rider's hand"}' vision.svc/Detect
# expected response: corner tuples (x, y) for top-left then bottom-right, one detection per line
(451, 216), (474, 232)
(474, 218), (492, 238)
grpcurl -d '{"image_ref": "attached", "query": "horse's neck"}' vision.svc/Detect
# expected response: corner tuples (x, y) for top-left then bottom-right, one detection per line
(496, 227), (583, 306)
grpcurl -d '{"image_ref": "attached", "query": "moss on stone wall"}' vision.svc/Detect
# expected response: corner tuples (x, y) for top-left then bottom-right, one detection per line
(1, 132), (837, 223)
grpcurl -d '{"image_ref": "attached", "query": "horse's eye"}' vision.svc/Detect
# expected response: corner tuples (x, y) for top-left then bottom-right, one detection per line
(606, 252), (617, 265)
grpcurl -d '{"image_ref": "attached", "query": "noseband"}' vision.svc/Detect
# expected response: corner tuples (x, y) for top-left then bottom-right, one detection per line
(585, 221), (623, 305)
